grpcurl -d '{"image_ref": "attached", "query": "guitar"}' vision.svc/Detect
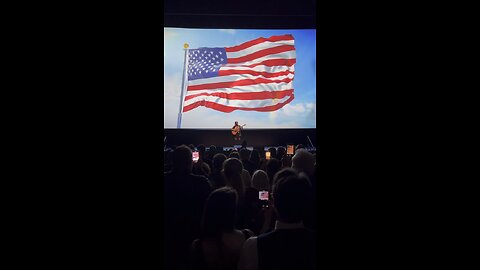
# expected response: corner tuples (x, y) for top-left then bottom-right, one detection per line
(231, 124), (246, 136)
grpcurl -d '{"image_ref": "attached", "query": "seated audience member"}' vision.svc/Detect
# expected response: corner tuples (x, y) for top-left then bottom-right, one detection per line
(244, 170), (272, 235)
(238, 175), (315, 270)
(164, 145), (213, 270)
(189, 187), (254, 270)
(239, 148), (256, 176)
(188, 144), (196, 151)
(291, 149), (315, 181)
(265, 158), (281, 187)
(209, 153), (227, 189)
(223, 158), (247, 228)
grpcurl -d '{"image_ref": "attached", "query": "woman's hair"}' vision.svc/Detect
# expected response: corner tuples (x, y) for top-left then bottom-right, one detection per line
(273, 167), (299, 186)
(251, 170), (269, 191)
(223, 158), (245, 197)
(201, 187), (238, 237)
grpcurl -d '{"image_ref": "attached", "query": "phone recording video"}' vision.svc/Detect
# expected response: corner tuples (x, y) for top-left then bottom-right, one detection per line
(192, 151), (199, 163)
(265, 151), (271, 160)
(287, 145), (294, 155)
(259, 190), (269, 208)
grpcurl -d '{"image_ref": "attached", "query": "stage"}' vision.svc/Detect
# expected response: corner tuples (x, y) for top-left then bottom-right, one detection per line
(164, 128), (316, 149)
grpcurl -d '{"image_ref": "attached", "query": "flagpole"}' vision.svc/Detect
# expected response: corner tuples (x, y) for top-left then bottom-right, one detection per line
(177, 43), (189, 128)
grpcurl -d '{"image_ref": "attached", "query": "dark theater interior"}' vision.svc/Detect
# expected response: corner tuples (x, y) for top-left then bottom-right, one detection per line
(164, 0), (317, 269)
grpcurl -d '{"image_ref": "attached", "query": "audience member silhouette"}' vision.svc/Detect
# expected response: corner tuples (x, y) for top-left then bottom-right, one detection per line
(295, 144), (305, 152)
(276, 147), (286, 162)
(238, 174), (315, 270)
(244, 170), (272, 235)
(281, 155), (292, 168)
(223, 158), (247, 228)
(189, 187), (254, 270)
(239, 148), (256, 176)
(265, 158), (282, 187)
(209, 153), (227, 189)
(267, 147), (277, 160)
(229, 151), (240, 159)
(163, 143), (316, 270)
(292, 149), (315, 180)
(249, 149), (261, 171)
(164, 145), (213, 270)
(272, 168), (298, 186)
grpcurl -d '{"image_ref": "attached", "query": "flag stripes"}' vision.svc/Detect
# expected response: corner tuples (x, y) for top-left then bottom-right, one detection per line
(183, 34), (296, 113)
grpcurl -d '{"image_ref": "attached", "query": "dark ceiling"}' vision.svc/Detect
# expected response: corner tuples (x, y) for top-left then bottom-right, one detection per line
(164, 0), (316, 29)
(165, 0), (315, 16)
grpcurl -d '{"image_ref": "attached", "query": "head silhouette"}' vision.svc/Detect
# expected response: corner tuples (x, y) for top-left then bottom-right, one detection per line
(273, 174), (312, 223)
(201, 187), (238, 237)
(172, 145), (193, 174)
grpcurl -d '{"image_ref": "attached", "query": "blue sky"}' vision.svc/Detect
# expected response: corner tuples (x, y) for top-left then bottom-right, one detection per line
(164, 28), (316, 129)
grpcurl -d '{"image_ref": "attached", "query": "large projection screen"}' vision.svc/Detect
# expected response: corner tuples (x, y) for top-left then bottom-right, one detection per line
(164, 28), (316, 129)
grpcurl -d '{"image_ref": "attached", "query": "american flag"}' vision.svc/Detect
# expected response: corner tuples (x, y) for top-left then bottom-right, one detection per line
(183, 34), (296, 113)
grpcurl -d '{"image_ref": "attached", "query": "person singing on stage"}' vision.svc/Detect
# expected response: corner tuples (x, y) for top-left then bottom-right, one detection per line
(232, 121), (243, 141)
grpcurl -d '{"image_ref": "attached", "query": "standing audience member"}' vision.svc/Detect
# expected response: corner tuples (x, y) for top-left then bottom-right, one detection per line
(265, 158), (281, 187)
(209, 153), (227, 189)
(189, 187), (254, 270)
(272, 168), (298, 186)
(291, 149), (315, 181)
(223, 158), (247, 228)
(249, 149), (261, 172)
(229, 151), (252, 188)
(244, 170), (272, 235)
(291, 149), (316, 231)
(238, 175), (315, 270)
(295, 144), (305, 152)
(164, 145), (213, 270)
(276, 147), (286, 162)
(239, 148), (256, 176)
(281, 155), (292, 169)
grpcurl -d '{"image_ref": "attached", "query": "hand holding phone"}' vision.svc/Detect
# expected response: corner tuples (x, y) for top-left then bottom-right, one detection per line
(287, 145), (294, 155)
(259, 190), (269, 208)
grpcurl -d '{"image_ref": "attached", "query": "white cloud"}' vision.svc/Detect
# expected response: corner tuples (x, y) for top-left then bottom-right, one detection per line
(218, 29), (237, 34)
(282, 103), (306, 116)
